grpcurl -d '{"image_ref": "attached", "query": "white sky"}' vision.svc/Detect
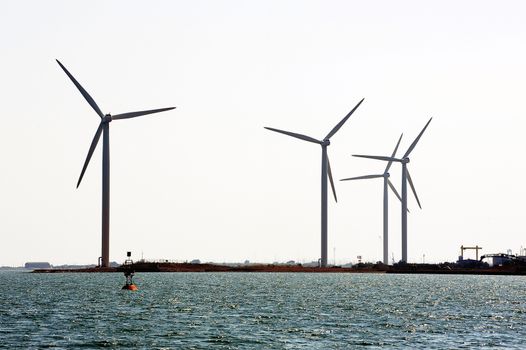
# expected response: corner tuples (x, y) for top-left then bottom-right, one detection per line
(1, 0), (525, 266)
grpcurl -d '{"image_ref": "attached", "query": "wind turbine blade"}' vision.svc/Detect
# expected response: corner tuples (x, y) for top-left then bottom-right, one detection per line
(77, 123), (104, 188)
(340, 174), (383, 181)
(388, 179), (410, 212)
(388, 179), (402, 202)
(403, 117), (432, 158)
(325, 98), (364, 140)
(264, 127), (322, 144)
(327, 156), (337, 202)
(56, 59), (104, 119)
(112, 107), (176, 120)
(353, 155), (400, 162)
(385, 133), (403, 173)
(406, 168), (422, 209)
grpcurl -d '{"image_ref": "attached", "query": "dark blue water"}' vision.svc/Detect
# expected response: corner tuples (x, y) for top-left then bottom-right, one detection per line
(1, 271), (525, 349)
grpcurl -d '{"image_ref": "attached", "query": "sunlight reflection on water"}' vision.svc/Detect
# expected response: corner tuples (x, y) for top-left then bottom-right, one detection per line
(1, 272), (525, 349)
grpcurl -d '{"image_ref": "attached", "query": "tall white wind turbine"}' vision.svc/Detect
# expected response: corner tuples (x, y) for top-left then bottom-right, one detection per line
(57, 60), (175, 267)
(265, 98), (364, 267)
(353, 118), (432, 263)
(340, 134), (404, 265)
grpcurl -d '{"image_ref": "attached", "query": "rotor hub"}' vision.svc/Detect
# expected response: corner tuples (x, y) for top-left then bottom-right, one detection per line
(102, 114), (113, 123)
(321, 139), (330, 146)
(402, 157), (410, 164)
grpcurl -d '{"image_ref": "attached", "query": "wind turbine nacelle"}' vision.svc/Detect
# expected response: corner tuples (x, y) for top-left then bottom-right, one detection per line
(321, 139), (331, 146)
(102, 115), (113, 123)
(402, 157), (410, 164)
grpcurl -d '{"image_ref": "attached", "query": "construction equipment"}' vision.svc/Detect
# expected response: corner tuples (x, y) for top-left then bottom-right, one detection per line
(460, 245), (482, 260)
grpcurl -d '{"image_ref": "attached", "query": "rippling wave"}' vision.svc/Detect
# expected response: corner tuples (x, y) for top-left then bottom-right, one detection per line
(1, 272), (525, 349)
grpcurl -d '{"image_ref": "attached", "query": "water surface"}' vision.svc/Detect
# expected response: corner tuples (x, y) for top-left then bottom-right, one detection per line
(1, 272), (525, 349)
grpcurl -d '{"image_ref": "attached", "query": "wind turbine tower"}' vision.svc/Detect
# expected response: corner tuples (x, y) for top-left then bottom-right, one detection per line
(265, 98), (364, 267)
(353, 118), (432, 263)
(57, 60), (175, 267)
(340, 134), (403, 265)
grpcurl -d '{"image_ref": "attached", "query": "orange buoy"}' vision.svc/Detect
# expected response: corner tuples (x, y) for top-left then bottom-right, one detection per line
(122, 268), (138, 291)
(122, 283), (138, 291)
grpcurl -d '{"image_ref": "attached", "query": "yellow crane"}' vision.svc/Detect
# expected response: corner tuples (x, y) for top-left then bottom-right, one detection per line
(460, 245), (482, 260)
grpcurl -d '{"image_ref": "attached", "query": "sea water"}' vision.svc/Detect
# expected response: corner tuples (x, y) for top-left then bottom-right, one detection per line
(1, 271), (525, 349)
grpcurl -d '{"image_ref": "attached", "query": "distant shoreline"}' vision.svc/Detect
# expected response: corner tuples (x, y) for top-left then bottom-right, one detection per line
(31, 262), (526, 276)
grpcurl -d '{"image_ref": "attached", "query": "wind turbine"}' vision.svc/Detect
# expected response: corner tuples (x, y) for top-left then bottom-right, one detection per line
(340, 134), (404, 265)
(265, 98), (364, 267)
(57, 59), (175, 268)
(353, 118), (432, 263)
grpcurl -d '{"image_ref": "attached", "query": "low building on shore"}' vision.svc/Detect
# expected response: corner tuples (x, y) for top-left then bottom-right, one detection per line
(25, 262), (51, 269)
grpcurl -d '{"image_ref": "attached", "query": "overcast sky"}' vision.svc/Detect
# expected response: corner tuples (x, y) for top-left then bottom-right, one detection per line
(1, 0), (526, 266)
